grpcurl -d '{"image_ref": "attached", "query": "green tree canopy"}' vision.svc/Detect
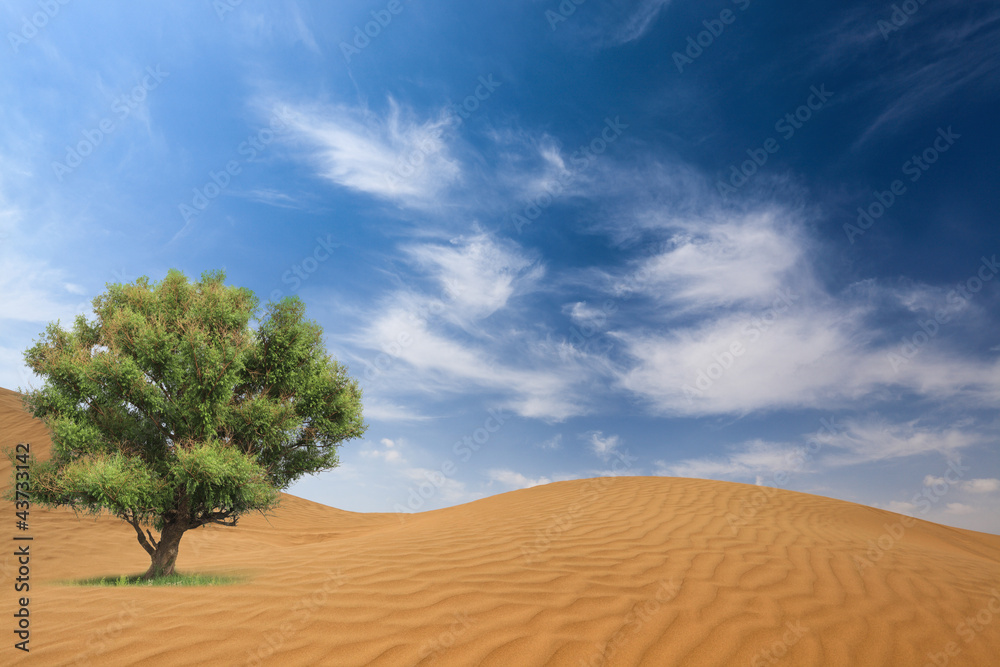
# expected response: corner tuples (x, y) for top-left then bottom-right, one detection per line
(10, 269), (366, 578)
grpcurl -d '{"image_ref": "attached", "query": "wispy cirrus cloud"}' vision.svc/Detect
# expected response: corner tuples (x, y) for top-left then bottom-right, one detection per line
(612, 300), (999, 417)
(280, 98), (460, 207)
(816, 2), (1000, 147)
(879, 470), (1000, 532)
(0, 254), (90, 324)
(854, 18), (1000, 146)
(403, 231), (544, 323)
(657, 418), (988, 484)
(361, 399), (435, 423)
(633, 211), (807, 310)
(814, 419), (984, 466)
(656, 439), (805, 481)
(349, 230), (597, 422)
(487, 468), (553, 489)
(562, 0), (673, 49)
(357, 304), (591, 421)
(587, 431), (624, 460)
(595, 196), (1000, 417)
(612, 0), (672, 45)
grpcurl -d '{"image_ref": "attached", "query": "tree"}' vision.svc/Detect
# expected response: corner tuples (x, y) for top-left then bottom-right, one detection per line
(9, 269), (366, 579)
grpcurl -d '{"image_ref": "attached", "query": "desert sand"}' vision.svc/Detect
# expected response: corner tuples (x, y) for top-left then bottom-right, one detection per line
(1, 386), (998, 666)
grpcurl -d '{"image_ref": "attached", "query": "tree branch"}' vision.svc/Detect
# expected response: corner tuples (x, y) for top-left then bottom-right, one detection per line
(126, 511), (156, 557)
(195, 509), (239, 528)
(209, 517), (238, 527)
(109, 370), (174, 447)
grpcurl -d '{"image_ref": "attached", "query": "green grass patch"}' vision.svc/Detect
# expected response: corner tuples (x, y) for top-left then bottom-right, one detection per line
(62, 571), (249, 587)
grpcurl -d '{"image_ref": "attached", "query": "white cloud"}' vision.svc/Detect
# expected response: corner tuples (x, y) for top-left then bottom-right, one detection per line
(611, 209), (1000, 417)
(631, 211), (806, 310)
(352, 232), (593, 422)
(228, 2), (325, 53)
(0, 244), (93, 392)
(359, 437), (406, 463)
(398, 467), (479, 505)
(488, 468), (552, 489)
(818, 420), (981, 467)
(538, 434), (563, 450)
(239, 188), (302, 209)
(361, 399), (433, 422)
(886, 501), (918, 515)
(852, 9), (1000, 146)
(588, 431), (622, 460)
(656, 439), (804, 480)
(656, 419), (983, 484)
(488, 130), (579, 205)
(961, 478), (1000, 494)
(615, 304), (907, 416)
(305, 128), (1000, 431)
(286, 2), (321, 53)
(0, 256), (91, 324)
(281, 98), (460, 208)
(0, 345), (40, 393)
(612, 0), (672, 45)
(944, 502), (975, 515)
(359, 302), (588, 420)
(405, 232), (544, 322)
(566, 301), (615, 330)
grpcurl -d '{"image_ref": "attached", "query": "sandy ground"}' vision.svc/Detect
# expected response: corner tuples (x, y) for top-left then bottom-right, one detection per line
(1, 386), (999, 666)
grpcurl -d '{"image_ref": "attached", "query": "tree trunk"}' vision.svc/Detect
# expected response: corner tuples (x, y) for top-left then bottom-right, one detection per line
(142, 520), (187, 580)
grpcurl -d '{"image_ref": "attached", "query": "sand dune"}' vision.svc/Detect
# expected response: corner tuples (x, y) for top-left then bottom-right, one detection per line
(1, 386), (999, 666)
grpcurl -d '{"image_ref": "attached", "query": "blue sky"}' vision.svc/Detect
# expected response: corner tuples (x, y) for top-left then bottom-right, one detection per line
(2, 0), (999, 532)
